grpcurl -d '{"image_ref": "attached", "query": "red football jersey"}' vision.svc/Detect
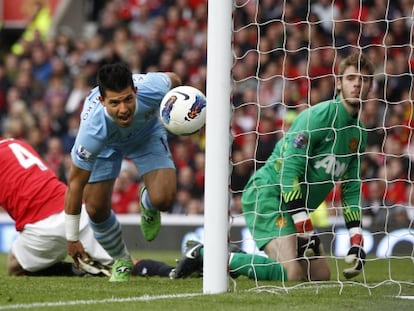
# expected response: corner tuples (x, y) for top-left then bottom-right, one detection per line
(0, 138), (66, 231)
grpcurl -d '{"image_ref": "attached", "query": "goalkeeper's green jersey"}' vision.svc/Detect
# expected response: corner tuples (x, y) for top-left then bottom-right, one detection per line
(251, 96), (366, 226)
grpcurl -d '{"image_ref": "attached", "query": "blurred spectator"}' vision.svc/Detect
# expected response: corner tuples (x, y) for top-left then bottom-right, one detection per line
(36, 108), (53, 139)
(2, 100), (36, 139)
(230, 194), (243, 215)
(14, 58), (44, 104)
(173, 188), (192, 215)
(112, 24), (135, 63)
(46, 90), (69, 137)
(231, 150), (253, 195)
(256, 113), (281, 167)
(3, 53), (19, 83)
(31, 44), (53, 86)
(311, 0), (340, 35)
(185, 198), (204, 215)
(129, 4), (156, 39)
(0, 63), (11, 118)
(2, 114), (26, 139)
(171, 137), (200, 170)
(378, 156), (408, 206)
(173, 165), (203, 215)
(193, 151), (205, 197)
(10, 0), (52, 55)
(57, 153), (72, 184)
(65, 74), (90, 114)
(178, 165), (202, 199)
(26, 125), (47, 156)
(61, 113), (79, 153)
(44, 136), (64, 176)
(361, 179), (386, 223)
(96, 0), (120, 42)
(231, 101), (256, 151)
(173, 166), (198, 214)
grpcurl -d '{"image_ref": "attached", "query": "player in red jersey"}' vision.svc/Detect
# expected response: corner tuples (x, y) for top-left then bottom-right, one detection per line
(1, 138), (175, 277)
(0, 138), (113, 276)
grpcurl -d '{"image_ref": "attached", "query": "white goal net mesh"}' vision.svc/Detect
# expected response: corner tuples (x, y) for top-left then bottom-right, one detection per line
(229, 0), (414, 292)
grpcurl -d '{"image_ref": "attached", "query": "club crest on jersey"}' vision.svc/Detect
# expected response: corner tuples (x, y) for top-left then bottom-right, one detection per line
(293, 132), (308, 149)
(185, 95), (206, 121)
(349, 137), (359, 152)
(76, 145), (92, 161)
(275, 216), (287, 228)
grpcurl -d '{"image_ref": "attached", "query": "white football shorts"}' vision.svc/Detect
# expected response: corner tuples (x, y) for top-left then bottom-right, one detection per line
(11, 207), (113, 272)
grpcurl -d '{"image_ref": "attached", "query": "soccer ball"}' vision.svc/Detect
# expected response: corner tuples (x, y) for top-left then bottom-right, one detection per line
(159, 85), (207, 136)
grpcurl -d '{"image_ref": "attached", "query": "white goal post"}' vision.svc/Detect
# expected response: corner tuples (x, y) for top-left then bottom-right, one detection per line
(203, 0), (233, 294)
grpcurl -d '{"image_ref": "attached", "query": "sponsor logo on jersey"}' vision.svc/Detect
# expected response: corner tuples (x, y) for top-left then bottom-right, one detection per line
(275, 216), (288, 228)
(293, 132), (308, 149)
(76, 145), (92, 161)
(349, 137), (359, 152)
(185, 95), (206, 121)
(314, 155), (348, 177)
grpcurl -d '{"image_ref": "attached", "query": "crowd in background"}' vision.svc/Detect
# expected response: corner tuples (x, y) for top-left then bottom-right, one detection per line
(0, 0), (413, 228)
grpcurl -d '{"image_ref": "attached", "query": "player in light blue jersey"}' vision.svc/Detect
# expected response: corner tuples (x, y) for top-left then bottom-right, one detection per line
(64, 63), (181, 282)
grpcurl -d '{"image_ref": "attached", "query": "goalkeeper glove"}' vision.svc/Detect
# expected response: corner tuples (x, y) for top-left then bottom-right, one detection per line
(343, 228), (366, 279)
(292, 211), (321, 259)
(297, 234), (321, 259)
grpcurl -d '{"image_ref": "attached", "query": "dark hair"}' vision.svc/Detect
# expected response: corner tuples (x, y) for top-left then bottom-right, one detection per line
(338, 52), (375, 77)
(97, 63), (134, 98)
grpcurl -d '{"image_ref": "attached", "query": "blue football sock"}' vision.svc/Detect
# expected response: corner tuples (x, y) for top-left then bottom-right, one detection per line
(141, 187), (156, 211)
(89, 210), (130, 261)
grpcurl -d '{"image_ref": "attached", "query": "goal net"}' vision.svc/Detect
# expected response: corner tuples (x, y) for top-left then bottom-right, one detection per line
(226, 0), (414, 293)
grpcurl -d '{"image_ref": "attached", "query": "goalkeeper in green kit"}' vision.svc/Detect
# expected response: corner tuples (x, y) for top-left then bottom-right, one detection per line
(241, 52), (374, 282)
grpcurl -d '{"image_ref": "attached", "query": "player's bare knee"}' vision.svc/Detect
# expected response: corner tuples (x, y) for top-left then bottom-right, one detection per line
(85, 205), (99, 219)
(145, 185), (176, 212)
(149, 193), (175, 212)
(86, 204), (112, 222)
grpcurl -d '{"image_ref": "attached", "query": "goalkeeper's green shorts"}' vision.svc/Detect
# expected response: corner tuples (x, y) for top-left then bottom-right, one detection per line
(241, 176), (296, 250)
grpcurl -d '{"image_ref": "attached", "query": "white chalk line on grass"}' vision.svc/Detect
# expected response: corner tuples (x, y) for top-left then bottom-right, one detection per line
(0, 284), (414, 310)
(395, 296), (414, 300)
(0, 293), (203, 310)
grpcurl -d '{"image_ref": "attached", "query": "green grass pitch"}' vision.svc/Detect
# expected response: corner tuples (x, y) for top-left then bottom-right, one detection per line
(0, 251), (413, 311)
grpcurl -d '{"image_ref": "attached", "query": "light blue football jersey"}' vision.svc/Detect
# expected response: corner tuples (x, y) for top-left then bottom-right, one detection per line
(71, 72), (172, 172)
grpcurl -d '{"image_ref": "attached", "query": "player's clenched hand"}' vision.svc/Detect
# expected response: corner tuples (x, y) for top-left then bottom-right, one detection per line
(343, 245), (366, 279)
(343, 229), (365, 279)
(67, 240), (90, 268)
